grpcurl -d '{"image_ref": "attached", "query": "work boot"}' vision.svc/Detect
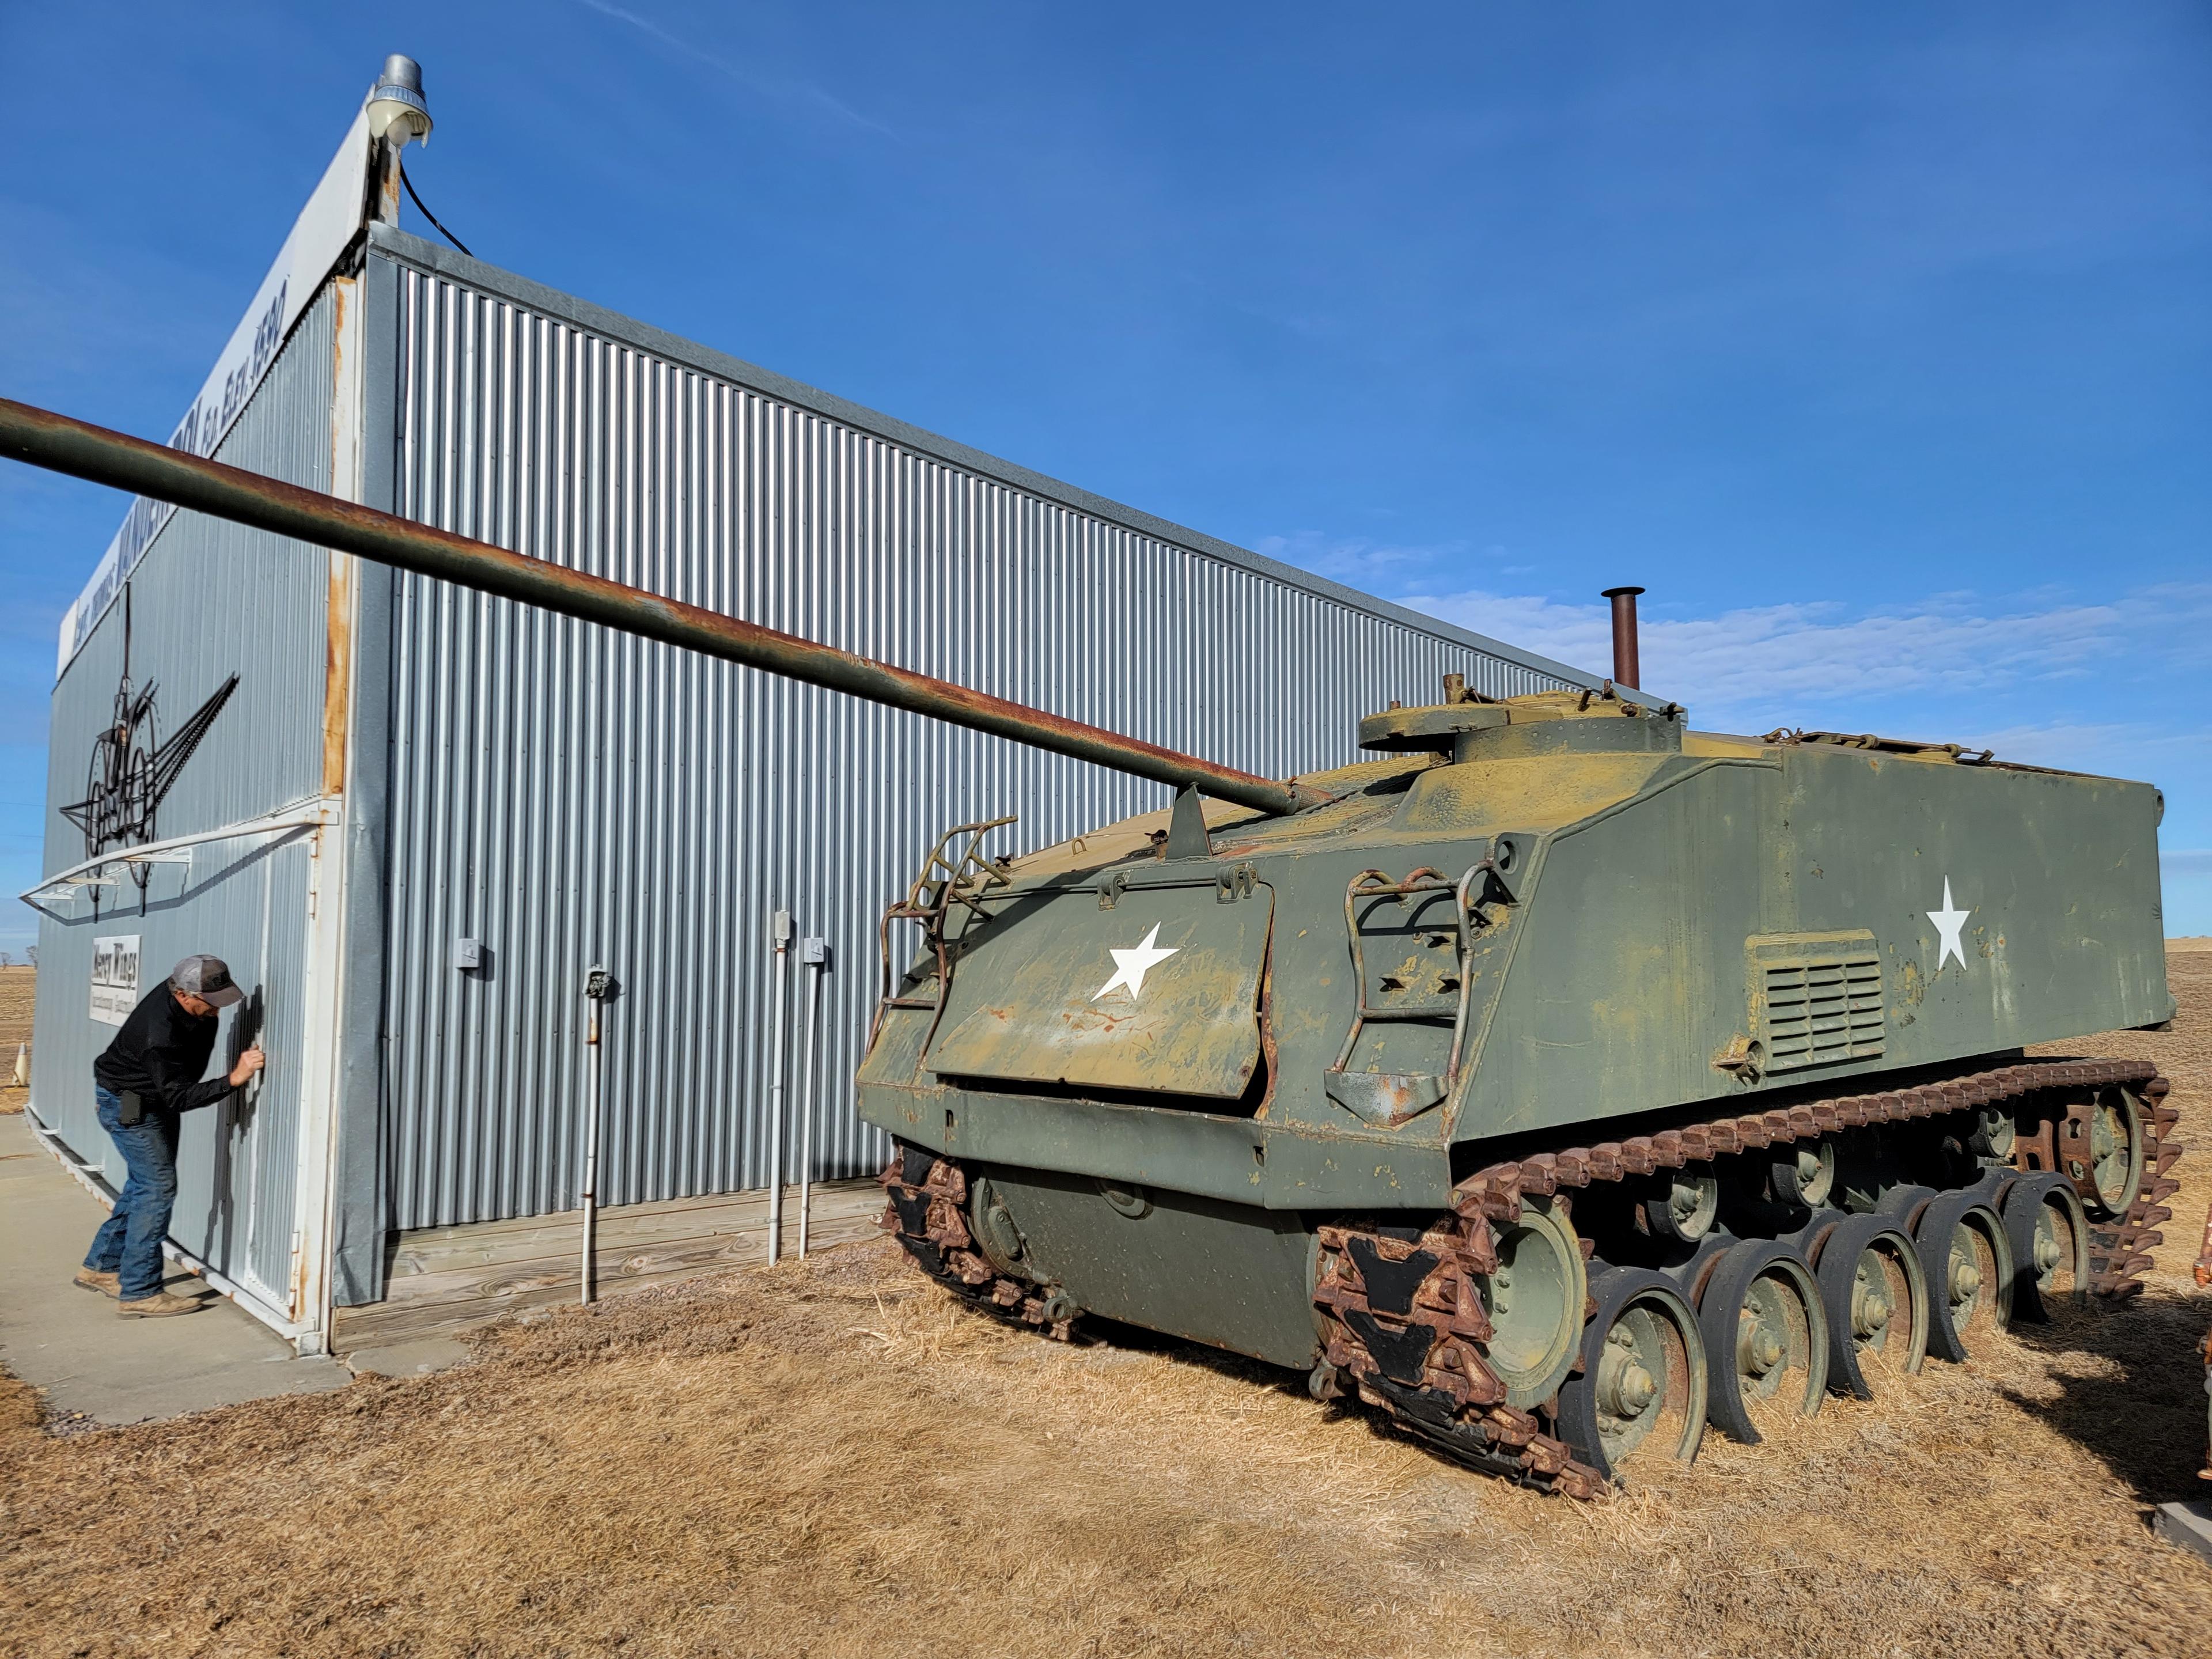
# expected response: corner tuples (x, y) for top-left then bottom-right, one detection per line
(72, 1267), (120, 1298)
(118, 1290), (207, 1318)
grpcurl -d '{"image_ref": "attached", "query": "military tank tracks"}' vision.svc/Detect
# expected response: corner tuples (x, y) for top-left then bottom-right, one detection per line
(881, 1056), (2176, 1498)
(1313, 1056), (2176, 1494)
(878, 1146), (1083, 1341)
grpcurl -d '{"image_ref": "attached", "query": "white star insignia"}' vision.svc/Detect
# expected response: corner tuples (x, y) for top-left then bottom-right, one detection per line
(1926, 877), (1971, 970)
(1094, 923), (1179, 1001)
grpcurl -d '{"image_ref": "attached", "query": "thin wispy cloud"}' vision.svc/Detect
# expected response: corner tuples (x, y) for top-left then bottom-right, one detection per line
(1260, 529), (2210, 759)
(571, 0), (893, 137)
(1398, 581), (2212, 741)
(1973, 719), (2212, 774)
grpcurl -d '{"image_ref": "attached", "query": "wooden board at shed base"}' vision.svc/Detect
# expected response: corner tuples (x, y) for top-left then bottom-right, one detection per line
(332, 1179), (884, 1352)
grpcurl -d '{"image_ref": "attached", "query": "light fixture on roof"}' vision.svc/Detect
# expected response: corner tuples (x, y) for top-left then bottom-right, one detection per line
(366, 54), (433, 150)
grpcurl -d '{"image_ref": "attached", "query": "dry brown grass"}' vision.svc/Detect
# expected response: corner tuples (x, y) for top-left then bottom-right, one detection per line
(2, 955), (2209, 1658)
(0, 965), (33, 1114)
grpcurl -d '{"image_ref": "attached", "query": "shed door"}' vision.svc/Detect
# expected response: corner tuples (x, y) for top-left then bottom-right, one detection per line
(165, 835), (309, 1313)
(925, 882), (1272, 1100)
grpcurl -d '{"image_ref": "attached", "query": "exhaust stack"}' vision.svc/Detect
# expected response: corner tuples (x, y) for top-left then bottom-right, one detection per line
(1600, 586), (1645, 690)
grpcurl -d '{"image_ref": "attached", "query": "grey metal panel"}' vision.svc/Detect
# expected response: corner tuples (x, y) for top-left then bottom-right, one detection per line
(375, 251), (1590, 1230)
(30, 284), (338, 1299)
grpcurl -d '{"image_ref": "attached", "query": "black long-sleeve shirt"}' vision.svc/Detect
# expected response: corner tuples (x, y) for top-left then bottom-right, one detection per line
(93, 979), (237, 1114)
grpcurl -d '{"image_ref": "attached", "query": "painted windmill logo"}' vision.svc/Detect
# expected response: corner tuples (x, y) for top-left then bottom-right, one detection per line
(56, 588), (237, 910)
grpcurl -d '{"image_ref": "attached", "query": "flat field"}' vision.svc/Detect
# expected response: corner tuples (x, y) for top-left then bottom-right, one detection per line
(0, 966), (33, 1114)
(2, 954), (2208, 1658)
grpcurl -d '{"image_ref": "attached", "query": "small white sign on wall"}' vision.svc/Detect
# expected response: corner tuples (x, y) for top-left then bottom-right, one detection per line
(90, 935), (141, 1027)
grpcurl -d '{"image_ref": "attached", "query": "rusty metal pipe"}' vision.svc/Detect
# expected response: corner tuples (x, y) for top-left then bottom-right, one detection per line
(1600, 586), (1645, 690)
(0, 397), (1321, 816)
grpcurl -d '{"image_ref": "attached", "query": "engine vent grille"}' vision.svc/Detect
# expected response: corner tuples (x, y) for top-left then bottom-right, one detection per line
(1748, 931), (1885, 1072)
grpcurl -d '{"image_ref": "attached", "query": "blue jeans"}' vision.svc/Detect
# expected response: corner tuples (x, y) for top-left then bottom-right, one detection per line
(84, 1085), (180, 1301)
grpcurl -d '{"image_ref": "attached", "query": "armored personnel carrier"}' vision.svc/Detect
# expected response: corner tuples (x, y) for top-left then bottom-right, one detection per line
(866, 685), (2180, 1492)
(0, 396), (2181, 1497)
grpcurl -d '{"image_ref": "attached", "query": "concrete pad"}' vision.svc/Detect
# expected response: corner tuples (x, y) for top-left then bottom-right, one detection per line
(0, 1115), (351, 1426)
(2154, 1500), (2212, 1567)
(343, 1336), (474, 1378)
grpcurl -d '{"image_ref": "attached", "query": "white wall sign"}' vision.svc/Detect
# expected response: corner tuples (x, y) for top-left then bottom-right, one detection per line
(90, 934), (142, 1026)
(55, 103), (381, 677)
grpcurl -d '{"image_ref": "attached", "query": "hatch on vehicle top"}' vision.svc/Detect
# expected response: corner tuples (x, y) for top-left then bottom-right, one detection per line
(924, 876), (1273, 1100)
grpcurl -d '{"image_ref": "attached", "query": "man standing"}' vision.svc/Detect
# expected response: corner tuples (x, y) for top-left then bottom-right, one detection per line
(74, 955), (266, 1317)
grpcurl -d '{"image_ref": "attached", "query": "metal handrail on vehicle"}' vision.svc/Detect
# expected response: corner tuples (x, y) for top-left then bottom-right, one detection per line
(870, 815), (1018, 1049)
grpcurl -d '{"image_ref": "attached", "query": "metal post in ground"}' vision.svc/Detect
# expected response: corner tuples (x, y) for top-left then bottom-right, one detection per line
(796, 937), (828, 1257)
(580, 965), (611, 1305)
(765, 911), (794, 1264)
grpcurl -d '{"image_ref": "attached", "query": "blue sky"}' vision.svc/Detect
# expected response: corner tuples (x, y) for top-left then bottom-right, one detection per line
(2, 3), (2207, 956)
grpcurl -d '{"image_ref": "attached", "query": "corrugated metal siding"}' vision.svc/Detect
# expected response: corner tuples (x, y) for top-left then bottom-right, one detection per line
(379, 257), (1579, 1230)
(31, 284), (338, 1301)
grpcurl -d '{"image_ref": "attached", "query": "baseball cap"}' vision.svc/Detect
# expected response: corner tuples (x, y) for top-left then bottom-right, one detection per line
(172, 955), (244, 1008)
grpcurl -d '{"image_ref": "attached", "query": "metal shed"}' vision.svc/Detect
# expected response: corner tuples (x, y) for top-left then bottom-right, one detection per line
(26, 90), (1616, 1353)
